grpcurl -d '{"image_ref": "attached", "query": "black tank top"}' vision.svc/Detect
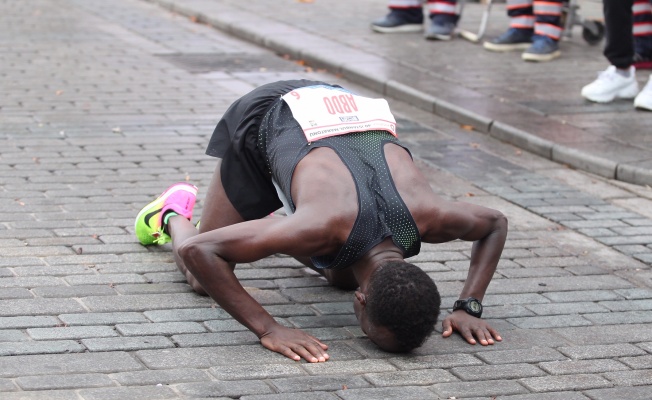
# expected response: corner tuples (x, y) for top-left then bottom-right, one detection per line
(259, 95), (421, 270)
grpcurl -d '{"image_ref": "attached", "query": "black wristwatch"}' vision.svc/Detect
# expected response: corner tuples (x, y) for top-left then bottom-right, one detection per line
(453, 297), (483, 318)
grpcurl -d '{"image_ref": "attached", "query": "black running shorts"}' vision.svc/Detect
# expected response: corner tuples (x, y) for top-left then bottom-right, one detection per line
(205, 79), (331, 220)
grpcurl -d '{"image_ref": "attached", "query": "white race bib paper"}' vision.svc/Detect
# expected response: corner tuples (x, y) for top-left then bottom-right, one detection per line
(281, 86), (397, 142)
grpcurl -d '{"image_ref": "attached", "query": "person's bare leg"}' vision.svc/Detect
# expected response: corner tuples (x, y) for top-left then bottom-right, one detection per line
(168, 160), (244, 295)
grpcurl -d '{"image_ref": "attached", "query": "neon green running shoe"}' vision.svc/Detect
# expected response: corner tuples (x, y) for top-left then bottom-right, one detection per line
(135, 182), (198, 245)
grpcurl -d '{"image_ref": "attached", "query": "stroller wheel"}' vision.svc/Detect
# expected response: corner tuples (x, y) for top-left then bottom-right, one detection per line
(582, 20), (604, 46)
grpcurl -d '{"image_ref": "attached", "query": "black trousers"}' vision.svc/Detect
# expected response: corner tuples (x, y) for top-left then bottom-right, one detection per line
(603, 0), (634, 68)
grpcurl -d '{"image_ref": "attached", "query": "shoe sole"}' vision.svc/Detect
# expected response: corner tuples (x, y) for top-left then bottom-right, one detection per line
(371, 24), (423, 33)
(425, 32), (452, 41)
(582, 82), (639, 103)
(634, 99), (652, 111)
(483, 41), (531, 52)
(522, 50), (561, 62)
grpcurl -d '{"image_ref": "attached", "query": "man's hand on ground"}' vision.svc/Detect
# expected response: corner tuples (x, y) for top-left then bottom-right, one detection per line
(441, 310), (502, 346)
(260, 324), (330, 363)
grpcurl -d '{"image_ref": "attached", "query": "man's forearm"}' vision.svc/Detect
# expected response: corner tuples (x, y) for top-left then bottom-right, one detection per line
(460, 215), (507, 301)
(181, 243), (278, 337)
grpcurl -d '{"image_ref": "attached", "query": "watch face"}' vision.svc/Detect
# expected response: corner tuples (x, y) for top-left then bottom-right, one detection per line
(469, 300), (482, 313)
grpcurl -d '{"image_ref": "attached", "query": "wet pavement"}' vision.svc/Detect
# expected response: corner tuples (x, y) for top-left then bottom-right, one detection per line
(1, 0), (652, 399)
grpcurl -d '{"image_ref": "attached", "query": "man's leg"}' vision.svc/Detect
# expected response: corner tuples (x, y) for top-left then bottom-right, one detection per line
(604, 0), (635, 69)
(168, 160), (244, 295)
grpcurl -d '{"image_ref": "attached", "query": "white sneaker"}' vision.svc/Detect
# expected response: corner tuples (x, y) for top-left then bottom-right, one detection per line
(581, 65), (639, 103)
(634, 74), (652, 111)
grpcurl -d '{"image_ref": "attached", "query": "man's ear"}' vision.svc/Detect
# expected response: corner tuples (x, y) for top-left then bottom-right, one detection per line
(355, 290), (367, 306)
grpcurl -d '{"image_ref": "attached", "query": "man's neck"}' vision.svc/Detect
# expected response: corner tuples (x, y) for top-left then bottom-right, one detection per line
(352, 238), (404, 291)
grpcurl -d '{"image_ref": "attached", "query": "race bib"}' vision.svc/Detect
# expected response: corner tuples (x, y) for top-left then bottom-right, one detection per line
(281, 86), (397, 142)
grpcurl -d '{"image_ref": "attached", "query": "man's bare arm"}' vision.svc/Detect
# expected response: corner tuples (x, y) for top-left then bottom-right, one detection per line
(178, 216), (336, 362)
(421, 201), (508, 345)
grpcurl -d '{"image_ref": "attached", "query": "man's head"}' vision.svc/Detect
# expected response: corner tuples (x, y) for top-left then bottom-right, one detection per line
(353, 260), (441, 352)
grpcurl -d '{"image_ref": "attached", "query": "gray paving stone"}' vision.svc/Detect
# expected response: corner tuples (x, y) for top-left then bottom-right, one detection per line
(364, 369), (457, 386)
(82, 336), (175, 352)
(143, 307), (229, 322)
(336, 386), (439, 400)
(0, 378), (17, 391)
(554, 323), (652, 345)
(15, 373), (116, 391)
(558, 343), (647, 360)
(506, 314), (592, 329)
(483, 275), (633, 294)
(584, 386), (652, 400)
(27, 326), (118, 340)
(0, 298), (86, 316)
(0, 352), (143, 377)
(477, 347), (568, 365)
(430, 379), (529, 398)
(494, 392), (591, 400)
(523, 373), (609, 393)
(59, 312), (148, 326)
(12, 265), (96, 277)
(600, 299), (652, 311)
(113, 282), (192, 295)
(0, 340), (85, 356)
(451, 363), (546, 381)
(483, 293), (552, 306)
(209, 364), (306, 380)
(542, 290), (623, 302)
(270, 375), (371, 393)
(621, 353), (652, 370)
(602, 369), (652, 386)
(583, 310), (652, 325)
(539, 359), (630, 375)
(115, 321), (206, 336)
(0, 316), (60, 329)
(175, 380), (273, 398)
(64, 273), (147, 286)
(388, 353), (484, 370)
(0, 276), (67, 288)
(110, 368), (211, 386)
(525, 302), (610, 315)
(203, 319), (249, 332)
(0, 329), (28, 342)
(137, 342), (363, 370)
(303, 359), (396, 376)
(289, 315), (358, 329)
(0, 390), (81, 400)
(32, 284), (117, 298)
(81, 293), (213, 312)
(78, 386), (178, 400)
(242, 393), (338, 400)
(172, 331), (259, 347)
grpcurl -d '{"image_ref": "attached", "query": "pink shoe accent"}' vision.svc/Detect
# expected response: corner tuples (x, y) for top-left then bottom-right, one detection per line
(160, 182), (198, 221)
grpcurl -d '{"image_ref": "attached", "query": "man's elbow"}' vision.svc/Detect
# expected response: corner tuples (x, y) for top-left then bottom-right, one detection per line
(491, 210), (508, 234)
(178, 238), (211, 269)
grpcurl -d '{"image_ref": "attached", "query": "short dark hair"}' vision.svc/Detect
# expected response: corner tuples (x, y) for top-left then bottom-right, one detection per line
(365, 260), (441, 352)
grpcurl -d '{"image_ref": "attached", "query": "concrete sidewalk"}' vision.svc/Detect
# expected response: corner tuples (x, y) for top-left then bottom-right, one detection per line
(146, 0), (652, 187)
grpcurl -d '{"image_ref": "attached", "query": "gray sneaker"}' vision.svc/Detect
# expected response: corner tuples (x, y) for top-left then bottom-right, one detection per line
(425, 21), (455, 41)
(522, 35), (561, 62)
(371, 10), (423, 33)
(483, 28), (533, 52)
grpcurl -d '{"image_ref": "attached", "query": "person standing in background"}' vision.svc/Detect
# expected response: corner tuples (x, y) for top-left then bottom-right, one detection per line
(483, 0), (564, 62)
(371, 0), (460, 41)
(581, 0), (652, 110)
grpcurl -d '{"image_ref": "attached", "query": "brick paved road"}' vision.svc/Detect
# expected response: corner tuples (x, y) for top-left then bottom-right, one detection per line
(1, 0), (651, 398)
